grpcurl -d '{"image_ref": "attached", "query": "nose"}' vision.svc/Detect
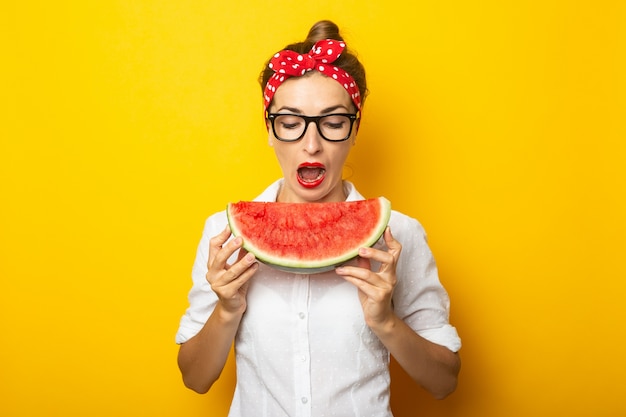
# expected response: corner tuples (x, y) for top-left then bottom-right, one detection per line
(301, 121), (323, 154)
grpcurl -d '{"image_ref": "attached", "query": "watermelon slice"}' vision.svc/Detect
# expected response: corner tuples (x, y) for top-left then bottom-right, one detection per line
(227, 197), (391, 274)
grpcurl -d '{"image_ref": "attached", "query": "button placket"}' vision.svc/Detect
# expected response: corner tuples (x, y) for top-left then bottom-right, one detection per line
(293, 274), (311, 416)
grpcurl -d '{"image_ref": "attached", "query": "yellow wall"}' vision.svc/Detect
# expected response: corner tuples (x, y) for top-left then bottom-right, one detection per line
(2, 1), (625, 416)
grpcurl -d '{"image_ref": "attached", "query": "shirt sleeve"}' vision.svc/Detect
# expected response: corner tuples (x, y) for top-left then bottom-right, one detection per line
(389, 212), (462, 352)
(175, 211), (228, 344)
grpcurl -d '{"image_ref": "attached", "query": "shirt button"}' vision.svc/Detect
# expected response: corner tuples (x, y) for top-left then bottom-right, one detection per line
(300, 355), (307, 362)
(298, 312), (306, 319)
(301, 397), (308, 404)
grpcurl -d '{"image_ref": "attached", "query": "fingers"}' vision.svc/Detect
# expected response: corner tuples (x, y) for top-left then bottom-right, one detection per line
(208, 226), (233, 264)
(335, 226), (401, 288)
(356, 255), (371, 271)
(225, 251), (258, 282)
(211, 225), (232, 248)
(335, 259), (371, 280)
(357, 246), (394, 266)
(208, 243), (257, 292)
(206, 224), (260, 291)
(236, 247), (249, 262)
(356, 227), (401, 271)
(336, 261), (393, 305)
(383, 227), (402, 258)
(334, 227), (401, 327)
(209, 233), (246, 273)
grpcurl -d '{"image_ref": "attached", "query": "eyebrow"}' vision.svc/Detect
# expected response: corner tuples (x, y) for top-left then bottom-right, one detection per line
(274, 104), (350, 114)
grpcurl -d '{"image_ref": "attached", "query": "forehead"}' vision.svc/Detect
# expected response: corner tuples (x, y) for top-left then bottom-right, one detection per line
(270, 72), (353, 113)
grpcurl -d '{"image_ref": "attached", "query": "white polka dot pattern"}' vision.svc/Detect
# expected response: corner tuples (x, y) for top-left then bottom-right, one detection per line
(263, 39), (362, 113)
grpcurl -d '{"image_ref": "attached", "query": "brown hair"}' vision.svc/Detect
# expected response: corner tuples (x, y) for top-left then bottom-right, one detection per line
(259, 20), (368, 110)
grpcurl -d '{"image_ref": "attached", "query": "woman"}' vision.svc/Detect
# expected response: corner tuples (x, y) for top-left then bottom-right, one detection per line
(176, 20), (461, 416)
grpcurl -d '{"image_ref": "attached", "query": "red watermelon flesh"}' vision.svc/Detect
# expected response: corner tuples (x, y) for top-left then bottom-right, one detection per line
(227, 197), (391, 274)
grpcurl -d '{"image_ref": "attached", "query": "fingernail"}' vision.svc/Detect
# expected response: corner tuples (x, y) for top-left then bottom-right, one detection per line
(245, 252), (255, 263)
(359, 247), (368, 255)
(233, 237), (242, 245)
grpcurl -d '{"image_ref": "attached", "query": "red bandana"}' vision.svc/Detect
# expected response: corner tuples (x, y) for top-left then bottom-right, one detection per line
(263, 39), (362, 113)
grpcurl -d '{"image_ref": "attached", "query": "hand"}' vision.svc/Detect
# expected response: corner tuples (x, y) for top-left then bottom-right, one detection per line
(335, 227), (402, 330)
(206, 226), (258, 318)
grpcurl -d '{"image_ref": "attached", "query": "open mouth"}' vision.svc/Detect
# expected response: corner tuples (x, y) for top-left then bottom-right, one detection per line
(297, 163), (326, 188)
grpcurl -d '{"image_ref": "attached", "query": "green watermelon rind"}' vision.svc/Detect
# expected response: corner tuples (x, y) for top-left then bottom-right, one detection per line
(226, 197), (392, 275)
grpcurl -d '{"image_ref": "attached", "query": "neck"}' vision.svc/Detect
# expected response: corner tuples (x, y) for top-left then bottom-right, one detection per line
(276, 181), (347, 203)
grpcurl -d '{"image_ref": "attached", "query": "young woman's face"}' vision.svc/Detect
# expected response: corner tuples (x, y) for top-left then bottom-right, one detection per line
(268, 72), (357, 203)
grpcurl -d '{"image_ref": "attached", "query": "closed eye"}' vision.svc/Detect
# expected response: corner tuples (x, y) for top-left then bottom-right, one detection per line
(321, 116), (348, 130)
(277, 115), (305, 130)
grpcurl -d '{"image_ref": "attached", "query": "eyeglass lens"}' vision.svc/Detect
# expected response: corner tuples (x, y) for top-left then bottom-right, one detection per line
(271, 114), (354, 141)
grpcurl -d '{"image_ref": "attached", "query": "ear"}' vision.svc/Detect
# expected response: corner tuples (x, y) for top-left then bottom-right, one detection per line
(265, 117), (274, 146)
(352, 111), (361, 145)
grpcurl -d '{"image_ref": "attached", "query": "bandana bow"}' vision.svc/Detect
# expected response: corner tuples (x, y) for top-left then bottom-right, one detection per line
(263, 39), (362, 113)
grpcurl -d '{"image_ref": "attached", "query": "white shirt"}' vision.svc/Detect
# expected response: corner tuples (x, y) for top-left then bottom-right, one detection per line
(176, 180), (461, 417)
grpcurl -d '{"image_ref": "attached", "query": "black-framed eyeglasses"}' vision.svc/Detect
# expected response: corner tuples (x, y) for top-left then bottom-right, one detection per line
(266, 112), (360, 142)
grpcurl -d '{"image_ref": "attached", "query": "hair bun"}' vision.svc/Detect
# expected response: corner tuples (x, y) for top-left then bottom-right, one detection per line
(305, 20), (343, 43)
